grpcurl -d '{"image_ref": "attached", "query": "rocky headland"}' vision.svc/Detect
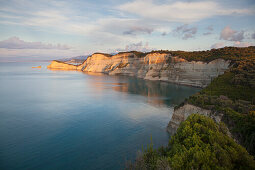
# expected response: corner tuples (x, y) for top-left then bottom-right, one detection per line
(48, 52), (230, 88)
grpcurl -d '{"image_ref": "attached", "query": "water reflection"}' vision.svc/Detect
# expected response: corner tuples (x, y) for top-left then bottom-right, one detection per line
(85, 74), (200, 108)
(112, 77), (200, 107)
(47, 69), (200, 108)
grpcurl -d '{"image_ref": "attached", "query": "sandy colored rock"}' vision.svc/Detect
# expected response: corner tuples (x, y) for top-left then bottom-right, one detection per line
(47, 52), (230, 87)
(47, 60), (78, 70)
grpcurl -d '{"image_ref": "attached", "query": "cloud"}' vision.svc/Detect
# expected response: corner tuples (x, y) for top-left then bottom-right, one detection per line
(0, 37), (71, 50)
(211, 42), (225, 49)
(252, 33), (255, 39)
(220, 26), (244, 41)
(161, 32), (167, 36)
(207, 25), (214, 31)
(173, 24), (197, 40)
(0, 48), (81, 61)
(211, 41), (254, 49)
(233, 41), (253, 47)
(203, 32), (212, 36)
(117, 0), (254, 23)
(0, 37), (80, 61)
(114, 41), (156, 53)
(123, 27), (153, 35)
(203, 25), (214, 35)
(0, 0), (254, 54)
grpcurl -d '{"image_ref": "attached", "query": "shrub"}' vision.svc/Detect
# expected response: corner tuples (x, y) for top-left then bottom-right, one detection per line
(132, 114), (255, 170)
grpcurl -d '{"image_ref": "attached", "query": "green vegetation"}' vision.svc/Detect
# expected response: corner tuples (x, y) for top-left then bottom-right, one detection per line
(129, 114), (255, 170)
(151, 46), (255, 62)
(129, 46), (255, 169)
(118, 51), (149, 58)
(118, 46), (255, 62)
(86, 46), (255, 64)
(186, 54), (255, 156)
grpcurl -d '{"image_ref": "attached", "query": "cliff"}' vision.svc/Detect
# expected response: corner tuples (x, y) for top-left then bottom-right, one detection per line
(167, 53), (255, 155)
(47, 52), (230, 87)
(167, 103), (223, 134)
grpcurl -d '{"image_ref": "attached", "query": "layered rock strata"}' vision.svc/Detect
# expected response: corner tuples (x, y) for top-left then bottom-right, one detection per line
(48, 52), (230, 88)
(167, 104), (224, 134)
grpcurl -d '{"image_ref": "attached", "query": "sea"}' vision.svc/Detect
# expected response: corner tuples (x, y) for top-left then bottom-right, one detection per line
(0, 62), (200, 170)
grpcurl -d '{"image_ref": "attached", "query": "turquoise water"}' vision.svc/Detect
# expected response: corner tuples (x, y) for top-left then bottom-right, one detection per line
(0, 62), (200, 170)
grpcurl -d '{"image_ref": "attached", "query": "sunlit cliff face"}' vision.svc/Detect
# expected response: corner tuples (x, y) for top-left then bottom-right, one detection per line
(47, 52), (230, 88)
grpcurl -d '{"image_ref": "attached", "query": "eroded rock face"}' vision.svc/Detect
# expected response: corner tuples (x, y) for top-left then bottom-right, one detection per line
(167, 103), (224, 134)
(47, 52), (230, 87)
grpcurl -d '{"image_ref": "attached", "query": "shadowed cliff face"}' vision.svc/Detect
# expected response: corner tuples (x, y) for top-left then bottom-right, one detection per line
(47, 52), (230, 87)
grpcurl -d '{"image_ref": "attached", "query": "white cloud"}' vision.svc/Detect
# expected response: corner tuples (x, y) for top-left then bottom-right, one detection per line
(117, 0), (254, 23)
(0, 6), (149, 47)
(220, 26), (244, 41)
(0, 0), (254, 54)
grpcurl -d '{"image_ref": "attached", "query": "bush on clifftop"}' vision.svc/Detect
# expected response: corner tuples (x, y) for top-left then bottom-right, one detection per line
(130, 114), (255, 170)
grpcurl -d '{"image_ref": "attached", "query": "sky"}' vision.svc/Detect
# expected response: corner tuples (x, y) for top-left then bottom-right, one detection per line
(0, 0), (254, 61)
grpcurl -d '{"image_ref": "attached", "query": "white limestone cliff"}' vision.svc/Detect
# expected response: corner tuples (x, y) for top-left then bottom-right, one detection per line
(47, 52), (230, 88)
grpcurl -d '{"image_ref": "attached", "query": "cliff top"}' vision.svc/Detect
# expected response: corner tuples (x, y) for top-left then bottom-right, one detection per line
(89, 46), (255, 63)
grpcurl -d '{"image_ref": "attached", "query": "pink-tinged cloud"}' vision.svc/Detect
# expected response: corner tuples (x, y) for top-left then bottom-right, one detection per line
(0, 37), (71, 50)
(220, 26), (244, 41)
(234, 41), (253, 47)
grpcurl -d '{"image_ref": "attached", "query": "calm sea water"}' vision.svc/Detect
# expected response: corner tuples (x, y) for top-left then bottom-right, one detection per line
(0, 62), (200, 170)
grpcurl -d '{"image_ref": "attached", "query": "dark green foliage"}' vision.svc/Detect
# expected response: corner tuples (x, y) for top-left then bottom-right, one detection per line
(118, 46), (255, 62)
(130, 51), (148, 58)
(189, 71), (255, 104)
(222, 108), (255, 156)
(117, 51), (149, 58)
(231, 57), (255, 88)
(133, 114), (255, 170)
(151, 46), (255, 62)
(186, 53), (255, 155)
(168, 114), (255, 170)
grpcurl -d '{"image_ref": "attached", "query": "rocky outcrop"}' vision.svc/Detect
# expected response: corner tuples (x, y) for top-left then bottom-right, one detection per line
(167, 103), (224, 134)
(47, 52), (230, 87)
(47, 60), (78, 70)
